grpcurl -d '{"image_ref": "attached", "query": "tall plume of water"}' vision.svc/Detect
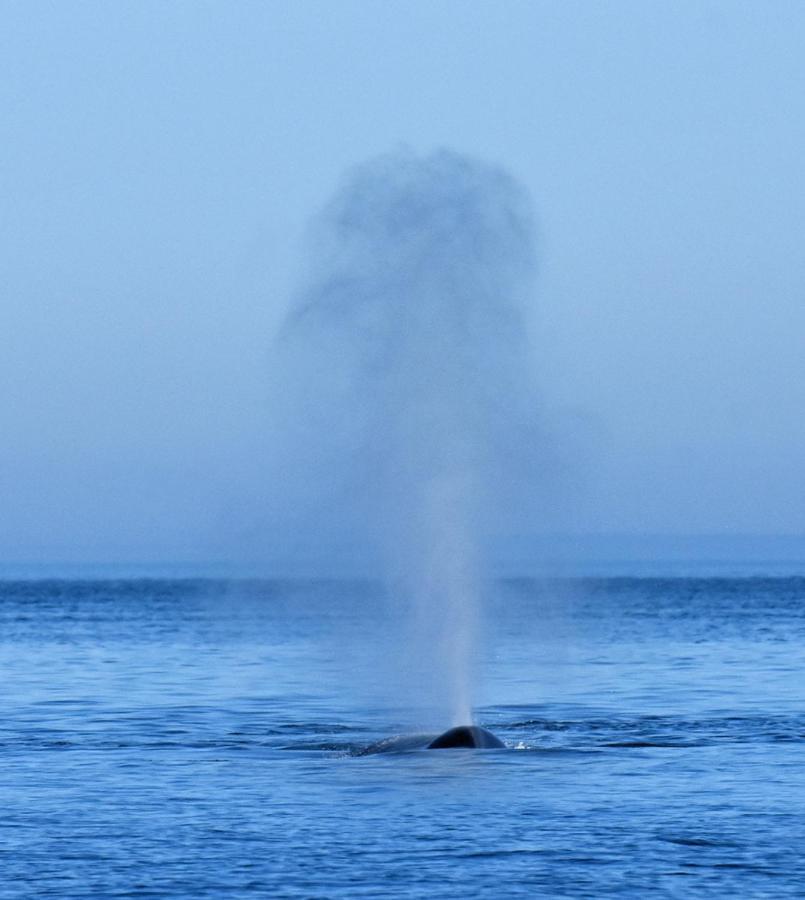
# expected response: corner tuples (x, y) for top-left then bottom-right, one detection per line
(271, 149), (538, 727)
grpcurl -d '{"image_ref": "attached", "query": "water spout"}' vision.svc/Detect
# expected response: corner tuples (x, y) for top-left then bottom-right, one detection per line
(273, 148), (537, 726)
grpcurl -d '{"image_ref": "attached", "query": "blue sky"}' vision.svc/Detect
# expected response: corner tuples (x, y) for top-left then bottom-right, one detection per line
(2, 1), (804, 564)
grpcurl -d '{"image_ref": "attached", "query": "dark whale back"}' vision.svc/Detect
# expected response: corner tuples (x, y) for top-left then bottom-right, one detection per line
(427, 725), (505, 749)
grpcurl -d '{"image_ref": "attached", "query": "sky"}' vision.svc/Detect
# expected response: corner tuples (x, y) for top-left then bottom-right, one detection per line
(2, 0), (804, 567)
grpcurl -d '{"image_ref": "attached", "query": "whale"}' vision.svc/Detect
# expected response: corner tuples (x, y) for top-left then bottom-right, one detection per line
(427, 725), (505, 749)
(357, 725), (504, 755)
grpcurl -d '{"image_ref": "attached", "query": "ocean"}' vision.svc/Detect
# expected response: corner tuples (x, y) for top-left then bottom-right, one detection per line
(2, 570), (804, 897)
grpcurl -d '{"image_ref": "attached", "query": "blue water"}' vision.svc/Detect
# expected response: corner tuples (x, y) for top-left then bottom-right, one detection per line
(3, 576), (805, 897)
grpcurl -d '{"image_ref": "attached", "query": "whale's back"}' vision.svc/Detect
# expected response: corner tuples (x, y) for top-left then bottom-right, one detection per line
(427, 726), (505, 749)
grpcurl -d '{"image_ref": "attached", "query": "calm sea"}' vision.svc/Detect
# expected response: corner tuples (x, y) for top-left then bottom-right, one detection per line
(2, 571), (804, 897)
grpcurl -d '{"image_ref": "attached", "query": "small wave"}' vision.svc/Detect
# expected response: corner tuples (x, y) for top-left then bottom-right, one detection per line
(658, 834), (739, 848)
(602, 740), (704, 748)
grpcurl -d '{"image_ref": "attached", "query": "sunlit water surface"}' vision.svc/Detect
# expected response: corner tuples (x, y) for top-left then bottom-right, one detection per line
(2, 574), (804, 897)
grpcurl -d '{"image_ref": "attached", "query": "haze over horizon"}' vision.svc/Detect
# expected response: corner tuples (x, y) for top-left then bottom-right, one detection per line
(2, 1), (804, 566)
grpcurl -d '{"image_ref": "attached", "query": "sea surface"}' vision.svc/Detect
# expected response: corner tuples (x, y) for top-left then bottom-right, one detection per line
(2, 570), (805, 898)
